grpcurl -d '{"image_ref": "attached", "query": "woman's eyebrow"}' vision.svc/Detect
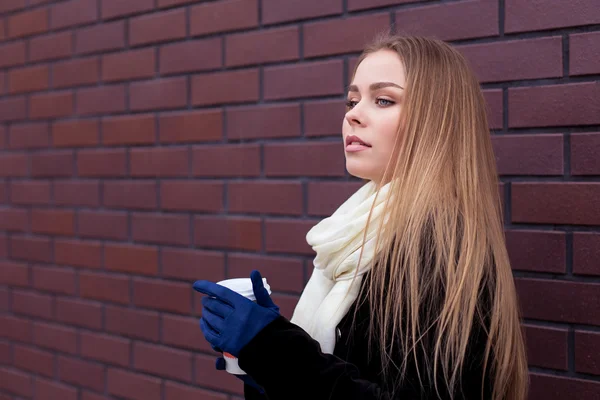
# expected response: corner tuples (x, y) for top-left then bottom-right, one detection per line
(347, 82), (404, 92)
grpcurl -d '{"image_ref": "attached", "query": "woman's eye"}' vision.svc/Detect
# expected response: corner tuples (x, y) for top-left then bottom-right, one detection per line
(376, 98), (394, 107)
(345, 100), (358, 109)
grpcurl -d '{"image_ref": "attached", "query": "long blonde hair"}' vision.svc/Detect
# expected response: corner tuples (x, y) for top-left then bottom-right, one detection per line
(351, 34), (528, 400)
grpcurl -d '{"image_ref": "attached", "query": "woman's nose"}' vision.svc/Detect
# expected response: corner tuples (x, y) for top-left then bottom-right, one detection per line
(345, 105), (364, 126)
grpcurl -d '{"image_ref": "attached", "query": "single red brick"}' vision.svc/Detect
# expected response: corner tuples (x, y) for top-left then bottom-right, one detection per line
(191, 69), (259, 106)
(570, 31), (600, 76)
(307, 181), (363, 216)
(161, 247), (225, 282)
(31, 209), (76, 236)
(78, 210), (128, 240)
(0, 96), (27, 123)
(14, 344), (55, 377)
(505, 230), (566, 273)
(77, 85), (126, 116)
(132, 212), (190, 246)
(29, 91), (74, 120)
(55, 238), (104, 269)
(58, 356), (105, 392)
(305, 100), (345, 137)
(50, 0), (98, 29)
(159, 39), (222, 75)
(228, 104), (301, 140)
(8, 8), (48, 39)
(516, 278), (600, 325)
(573, 232), (600, 276)
(506, 0), (600, 33)
(0, 153), (28, 177)
(492, 134), (564, 176)
(304, 13), (388, 58)
(265, 219), (315, 255)
(101, 0), (154, 19)
(105, 243), (159, 276)
(77, 148), (127, 177)
(262, 0), (342, 24)
(161, 180), (223, 213)
(31, 150), (73, 177)
(192, 144), (261, 177)
(75, 20), (125, 54)
(0, 0), (26, 13)
(130, 147), (189, 177)
(103, 180), (158, 210)
(0, 261), (29, 287)
(10, 180), (51, 205)
(458, 37), (563, 83)
(133, 342), (192, 381)
(81, 391), (107, 400)
(8, 65), (49, 94)
(102, 48), (155, 82)
(33, 321), (77, 354)
(10, 236), (52, 263)
(30, 31), (73, 62)
(53, 57), (99, 89)
(264, 60), (344, 100)
(32, 265), (77, 295)
(226, 26), (299, 67)
(190, 0), (258, 36)
(130, 77), (187, 111)
(129, 8), (186, 46)
(159, 109), (222, 143)
(512, 182), (600, 225)
(395, 0), (498, 41)
(0, 42), (26, 68)
(161, 314), (214, 352)
(484, 88), (504, 129)
(265, 142), (345, 177)
(528, 372), (600, 400)
(102, 114), (156, 146)
(571, 132), (600, 175)
(105, 305), (160, 341)
(54, 180), (100, 207)
(108, 368), (161, 400)
(79, 271), (130, 304)
(194, 216), (262, 251)
(133, 278), (192, 314)
(228, 180), (303, 215)
(12, 289), (54, 319)
(0, 341), (9, 363)
(509, 82), (600, 127)
(55, 297), (102, 329)
(0, 367), (33, 397)
(0, 315), (33, 343)
(80, 331), (130, 367)
(52, 119), (99, 147)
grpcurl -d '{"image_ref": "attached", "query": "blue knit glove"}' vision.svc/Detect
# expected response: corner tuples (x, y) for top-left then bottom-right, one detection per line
(193, 270), (280, 357)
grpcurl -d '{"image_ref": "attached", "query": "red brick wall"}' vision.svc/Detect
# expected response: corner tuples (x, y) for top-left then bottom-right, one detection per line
(0, 0), (599, 399)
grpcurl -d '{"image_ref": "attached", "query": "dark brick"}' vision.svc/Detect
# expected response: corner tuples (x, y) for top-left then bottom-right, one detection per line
(107, 368), (161, 400)
(505, 230), (566, 273)
(33, 322), (77, 354)
(226, 26), (299, 67)
(571, 132), (600, 175)
(0, 42), (26, 69)
(50, 0), (97, 29)
(129, 9), (186, 47)
(506, 0), (600, 33)
(159, 38), (222, 75)
(228, 254), (304, 293)
(133, 342), (192, 381)
(265, 219), (315, 255)
(159, 110), (222, 143)
(52, 119), (99, 147)
(78, 210), (129, 240)
(192, 144), (260, 177)
(14, 344), (54, 377)
(54, 239), (103, 269)
(55, 297), (102, 329)
(132, 212), (190, 246)
(192, 69), (259, 106)
(102, 114), (156, 146)
(105, 243), (158, 276)
(194, 216), (262, 251)
(76, 21), (125, 54)
(161, 247), (225, 282)
(58, 356), (105, 391)
(305, 100), (345, 137)
(307, 181), (364, 216)
(79, 271), (130, 304)
(30, 31), (73, 62)
(228, 180), (303, 215)
(80, 331), (130, 366)
(265, 142), (345, 177)
(105, 305), (160, 342)
(30, 91), (75, 120)
(509, 82), (600, 127)
(8, 8), (48, 39)
(228, 104), (301, 140)
(524, 324), (568, 370)
(77, 85), (126, 116)
(101, 0), (154, 19)
(570, 31), (600, 76)
(104, 180), (158, 210)
(573, 232), (600, 276)
(190, 0), (258, 36)
(130, 78), (187, 111)
(160, 180), (223, 212)
(512, 183), (600, 226)
(102, 48), (155, 82)
(264, 60), (344, 100)
(262, 0), (342, 24)
(529, 373), (600, 400)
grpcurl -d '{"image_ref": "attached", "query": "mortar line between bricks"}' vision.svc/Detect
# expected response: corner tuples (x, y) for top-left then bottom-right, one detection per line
(498, 0), (505, 36)
(563, 34), (570, 77)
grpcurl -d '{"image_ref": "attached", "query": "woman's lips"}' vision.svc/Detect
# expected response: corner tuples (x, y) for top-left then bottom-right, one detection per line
(346, 143), (371, 152)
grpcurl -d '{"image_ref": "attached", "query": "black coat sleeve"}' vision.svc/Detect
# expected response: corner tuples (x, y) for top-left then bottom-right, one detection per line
(237, 316), (491, 400)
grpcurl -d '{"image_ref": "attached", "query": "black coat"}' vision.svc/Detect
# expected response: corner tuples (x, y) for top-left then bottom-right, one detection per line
(238, 272), (493, 400)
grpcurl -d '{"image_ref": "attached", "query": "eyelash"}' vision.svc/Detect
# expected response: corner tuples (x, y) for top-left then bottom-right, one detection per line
(345, 98), (395, 109)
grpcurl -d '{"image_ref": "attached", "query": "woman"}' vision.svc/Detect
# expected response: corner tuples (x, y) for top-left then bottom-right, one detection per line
(193, 34), (529, 400)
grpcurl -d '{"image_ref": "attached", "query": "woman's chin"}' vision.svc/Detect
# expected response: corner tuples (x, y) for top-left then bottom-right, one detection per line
(345, 162), (374, 181)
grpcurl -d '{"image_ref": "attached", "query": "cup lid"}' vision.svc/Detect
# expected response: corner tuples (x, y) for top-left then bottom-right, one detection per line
(216, 277), (271, 301)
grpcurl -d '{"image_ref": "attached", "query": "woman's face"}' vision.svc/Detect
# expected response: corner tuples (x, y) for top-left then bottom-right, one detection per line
(342, 49), (406, 184)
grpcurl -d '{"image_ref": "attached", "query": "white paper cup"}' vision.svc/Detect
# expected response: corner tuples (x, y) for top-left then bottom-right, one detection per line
(216, 277), (271, 375)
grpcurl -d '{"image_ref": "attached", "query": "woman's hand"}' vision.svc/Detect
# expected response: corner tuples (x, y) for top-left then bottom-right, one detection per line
(193, 270), (280, 357)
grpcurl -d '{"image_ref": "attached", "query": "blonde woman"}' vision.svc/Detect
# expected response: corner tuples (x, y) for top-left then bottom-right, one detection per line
(193, 34), (529, 400)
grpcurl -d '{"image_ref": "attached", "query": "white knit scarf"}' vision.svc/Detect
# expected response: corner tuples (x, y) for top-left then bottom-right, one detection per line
(290, 180), (391, 354)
